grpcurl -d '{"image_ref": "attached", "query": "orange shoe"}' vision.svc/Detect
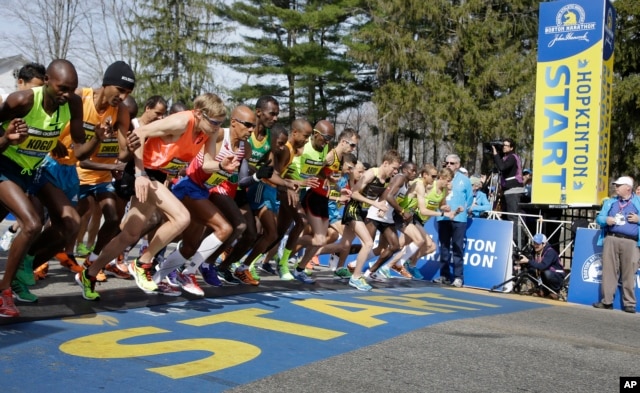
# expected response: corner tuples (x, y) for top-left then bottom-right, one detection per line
(34, 262), (49, 281)
(104, 263), (131, 280)
(391, 264), (413, 279)
(83, 260), (108, 282)
(56, 252), (84, 274)
(233, 267), (260, 286)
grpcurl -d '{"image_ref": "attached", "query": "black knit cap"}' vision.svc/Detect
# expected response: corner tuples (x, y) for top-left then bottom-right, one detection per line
(102, 61), (135, 90)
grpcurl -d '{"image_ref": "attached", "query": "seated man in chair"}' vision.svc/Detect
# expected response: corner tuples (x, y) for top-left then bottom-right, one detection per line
(515, 233), (565, 299)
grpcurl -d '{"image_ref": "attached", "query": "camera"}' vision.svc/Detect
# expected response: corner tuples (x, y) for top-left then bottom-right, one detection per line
(512, 243), (532, 262)
(483, 140), (503, 155)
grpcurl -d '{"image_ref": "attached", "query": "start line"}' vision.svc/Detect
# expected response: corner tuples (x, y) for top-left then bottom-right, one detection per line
(0, 285), (550, 392)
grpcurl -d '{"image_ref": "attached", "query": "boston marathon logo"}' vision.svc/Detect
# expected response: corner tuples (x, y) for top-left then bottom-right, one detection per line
(544, 4), (596, 47)
(581, 253), (602, 283)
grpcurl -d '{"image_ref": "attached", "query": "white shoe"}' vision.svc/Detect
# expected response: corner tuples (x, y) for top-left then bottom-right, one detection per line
(452, 278), (463, 288)
(176, 272), (205, 296)
(364, 269), (386, 282)
(0, 230), (16, 251)
(378, 265), (392, 278)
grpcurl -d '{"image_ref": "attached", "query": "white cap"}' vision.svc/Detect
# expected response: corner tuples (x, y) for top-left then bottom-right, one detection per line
(612, 176), (634, 187)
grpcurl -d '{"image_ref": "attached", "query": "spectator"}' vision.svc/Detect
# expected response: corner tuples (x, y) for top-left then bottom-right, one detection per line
(516, 233), (565, 299)
(492, 138), (525, 243)
(593, 176), (639, 314)
(468, 176), (491, 217)
(434, 154), (473, 288)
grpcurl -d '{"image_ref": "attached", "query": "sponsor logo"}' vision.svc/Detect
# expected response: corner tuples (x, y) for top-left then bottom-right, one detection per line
(544, 4), (596, 48)
(581, 253), (602, 283)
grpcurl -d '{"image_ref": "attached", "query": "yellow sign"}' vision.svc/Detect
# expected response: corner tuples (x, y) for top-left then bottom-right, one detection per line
(532, 0), (616, 205)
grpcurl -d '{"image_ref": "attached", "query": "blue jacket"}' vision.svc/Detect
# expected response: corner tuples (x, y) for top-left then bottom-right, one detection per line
(469, 190), (491, 217)
(595, 195), (640, 247)
(438, 171), (473, 223)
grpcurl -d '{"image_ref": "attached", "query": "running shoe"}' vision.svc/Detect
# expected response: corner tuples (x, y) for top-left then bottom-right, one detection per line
(166, 270), (180, 287)
(128, 259), (158, 293)
(328, 254), (340, 271)
(432, 276), (451, 285)
(333, 267), (352, 279)
(104, 262), (132, 279)
(218, 267), (241, 286)
(0, 288), (19, 317)
(348, 276), (372, 291)
(56, 253), (83, 273)
(364, 269), (386, 282)
(293, 269), (315, 284)
(377, 265), (392, 279)
(404, 263), (424, 280)
(11, 279), (38, 302)
(33, 262), (49, 281)
(75, 243), (93, 257)
(199, 263), (223, 287)
(277, 260), (294, 281)
(248, 262), (261, 281)
(155, 281), (181, 296)
(0, 229), (16, 251)
(259, 262), (277, 275)
(15, 254), (35, 286)
(234, 267), (260, 286)
(83, 260), (107, 282)
(452, 278), (463, 288)
(75, 270), (100, 301)
(391, 264), (413, 279)
(176, 272), (205, 296)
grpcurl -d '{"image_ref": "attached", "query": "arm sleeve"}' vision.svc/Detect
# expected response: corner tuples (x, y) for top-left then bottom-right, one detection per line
(237, 159), (255, 188)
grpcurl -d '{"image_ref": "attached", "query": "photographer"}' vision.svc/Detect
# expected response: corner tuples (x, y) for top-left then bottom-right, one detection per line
(516, 233), (565, 299)
(492, 138), (525, 236)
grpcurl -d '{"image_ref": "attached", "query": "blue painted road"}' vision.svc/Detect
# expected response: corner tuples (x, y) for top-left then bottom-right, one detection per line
(0, 286), (549, 392)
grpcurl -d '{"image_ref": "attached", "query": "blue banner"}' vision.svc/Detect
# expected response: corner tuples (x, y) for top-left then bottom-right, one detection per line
(568, 228), (640, 311)
(419, 218), (513, 290)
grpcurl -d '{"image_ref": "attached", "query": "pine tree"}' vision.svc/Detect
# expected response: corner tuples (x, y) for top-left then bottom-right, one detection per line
(346, 0), (539, 169)
(213, 0), (367, 122)
(125, 0), (225, 105)
(610, 0), (640, 177)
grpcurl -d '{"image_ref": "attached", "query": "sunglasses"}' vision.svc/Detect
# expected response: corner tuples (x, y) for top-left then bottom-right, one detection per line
(443, 161), (457, 166)
(314, 129), (333, 142)
(431, 174), (438, 179)
(202, 112), (223, 127)
(342, 140), (357, 148)
(234, 118), (256, 129)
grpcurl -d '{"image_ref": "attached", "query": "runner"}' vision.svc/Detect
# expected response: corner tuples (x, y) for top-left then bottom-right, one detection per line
(0, 60), (92, 315)
(76, 93), (226, 299)
(341, 150), (402, 291)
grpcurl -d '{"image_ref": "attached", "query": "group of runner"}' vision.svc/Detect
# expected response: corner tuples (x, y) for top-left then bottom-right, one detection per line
(0, 59), (461, 318)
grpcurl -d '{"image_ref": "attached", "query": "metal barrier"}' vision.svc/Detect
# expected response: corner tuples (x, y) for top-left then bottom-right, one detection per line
(483, 207), (600, 270)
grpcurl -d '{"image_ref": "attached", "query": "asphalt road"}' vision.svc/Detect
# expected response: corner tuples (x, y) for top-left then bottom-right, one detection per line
(0, 220), (639, 393)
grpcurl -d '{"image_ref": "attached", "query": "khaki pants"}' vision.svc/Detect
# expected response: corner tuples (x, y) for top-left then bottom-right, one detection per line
(601, 236), (639, 307)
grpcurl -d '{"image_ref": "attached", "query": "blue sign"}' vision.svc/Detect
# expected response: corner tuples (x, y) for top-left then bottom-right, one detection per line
(419, 218), (513, 290)
(567, 228), (640, 311)
(538, 0), (606, 62)
(317, 218), (513, 291)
